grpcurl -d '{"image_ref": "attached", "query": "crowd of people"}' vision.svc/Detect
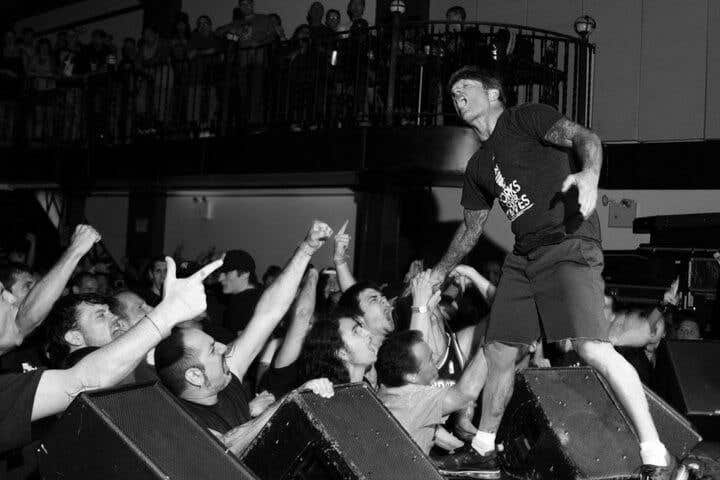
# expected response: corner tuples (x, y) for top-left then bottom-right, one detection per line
(0, 213), (706, 477)
(0, 1), (565, 144)
(0, 0), (369, 81)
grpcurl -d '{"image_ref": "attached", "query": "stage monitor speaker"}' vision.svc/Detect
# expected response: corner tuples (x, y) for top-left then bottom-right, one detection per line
(38, 382), (257, 480)
(240, 382), (444, 480)
(497, 367), (701, 480)
(656, 340), (720, 439)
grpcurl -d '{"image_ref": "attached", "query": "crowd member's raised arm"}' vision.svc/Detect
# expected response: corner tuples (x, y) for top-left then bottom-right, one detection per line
(450, 264), (496, 305)
(273, 267), (318, 369)
(333, 220), (356, 292)
(410, 270), (446, 359)
(30, 257), (222, 423)
(3, 225), (100, 354)
(224, 221), (332, 381)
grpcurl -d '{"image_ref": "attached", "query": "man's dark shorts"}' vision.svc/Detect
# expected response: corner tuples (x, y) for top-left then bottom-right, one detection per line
(485, 238), (608, 345)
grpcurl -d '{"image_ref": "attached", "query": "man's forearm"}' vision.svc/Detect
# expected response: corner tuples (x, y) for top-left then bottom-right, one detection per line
(574, 133), (602, 176)
(335, 260), (356, 292)
(226, 243), (314, 378)
(73, 311), (172, 391)
(436, 209), (488, 277)
(16, 246), (84, 337)
(223, 402), (280, 455)
(274, 272), (317, 368)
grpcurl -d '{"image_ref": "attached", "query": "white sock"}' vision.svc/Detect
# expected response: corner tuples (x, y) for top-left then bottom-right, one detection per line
(640, 441), (668, 467)
(471, 431), (496, 455)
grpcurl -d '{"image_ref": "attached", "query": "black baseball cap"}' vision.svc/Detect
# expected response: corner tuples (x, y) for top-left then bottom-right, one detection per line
(218, 250), (256, 274)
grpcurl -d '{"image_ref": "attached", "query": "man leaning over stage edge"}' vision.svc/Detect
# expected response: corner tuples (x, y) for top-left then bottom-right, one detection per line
(154, 220), (337, 453)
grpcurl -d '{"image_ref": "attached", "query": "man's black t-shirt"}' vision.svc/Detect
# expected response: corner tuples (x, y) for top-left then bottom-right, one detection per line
(180, 374), (252, 434)
(0, 370), (44, 454)
(461, 103), (601, 254)
(223, 289), (262, 334)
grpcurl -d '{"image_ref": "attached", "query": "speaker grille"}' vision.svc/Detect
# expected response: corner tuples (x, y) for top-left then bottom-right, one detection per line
(243, 383), (443, 480)
(86, 383), (255, 480)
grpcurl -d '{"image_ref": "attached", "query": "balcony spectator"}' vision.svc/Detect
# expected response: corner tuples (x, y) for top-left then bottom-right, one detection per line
(218, 0), (277, 49)
(342, 0), (367, 33)
(188, 15), (220, 58)
(308, 2), (332, 38)
(325, 9), (342, 33)
(54, 31), (69, 55)
(85, 29), (110, 73)
(28, 38), (55, 88)
(138, 25), (169, 68)
(1, 30), (23, 76)
(19, 27), (36, 72)
(119, 38), (138, 70)
(173, 12), (192, 45)
(268, 13), (286, 41)
(446, 6), (467, 32)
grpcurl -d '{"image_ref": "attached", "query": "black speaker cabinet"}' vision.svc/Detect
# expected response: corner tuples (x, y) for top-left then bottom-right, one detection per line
(656, 340), (720, 439)
(240, 382), (444, 480)
(39, 382), (257, 480)
(497, 367), (701, 480)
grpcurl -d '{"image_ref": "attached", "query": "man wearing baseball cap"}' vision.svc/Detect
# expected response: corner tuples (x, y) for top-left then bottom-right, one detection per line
(218, 250), (262, 335)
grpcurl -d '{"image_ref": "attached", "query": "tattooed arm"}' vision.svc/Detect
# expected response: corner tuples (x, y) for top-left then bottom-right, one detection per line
(432, 208), (489, 282)
(543, 117), (603, 218)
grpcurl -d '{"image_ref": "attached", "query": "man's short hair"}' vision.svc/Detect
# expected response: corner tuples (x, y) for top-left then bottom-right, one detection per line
(336, 280), (382, 318)
(446, 6), (467, 21)
(44, 293), (111, 367)
(155, 329), (204, 396)
(447, 66), (506, 105)
(376, 330), (425, 387)
(0, 262), (30, 290)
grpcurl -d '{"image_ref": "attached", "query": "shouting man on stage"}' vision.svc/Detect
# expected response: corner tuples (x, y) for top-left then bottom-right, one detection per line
(431, 66), (674, 479)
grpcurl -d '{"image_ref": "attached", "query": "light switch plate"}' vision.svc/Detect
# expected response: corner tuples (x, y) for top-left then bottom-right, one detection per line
(608, 199), (636, 228)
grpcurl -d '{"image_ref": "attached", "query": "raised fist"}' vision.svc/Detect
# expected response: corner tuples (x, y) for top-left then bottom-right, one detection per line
(70, 225), (101, 256)
(304, 220), (333, 251)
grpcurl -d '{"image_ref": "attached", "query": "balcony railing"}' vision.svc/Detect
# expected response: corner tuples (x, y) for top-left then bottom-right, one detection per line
(0, 21), (594, 148)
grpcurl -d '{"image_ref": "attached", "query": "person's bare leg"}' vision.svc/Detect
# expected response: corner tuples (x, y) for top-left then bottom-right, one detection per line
(575, 339), (667, 466)
(472, 341), (522, 455)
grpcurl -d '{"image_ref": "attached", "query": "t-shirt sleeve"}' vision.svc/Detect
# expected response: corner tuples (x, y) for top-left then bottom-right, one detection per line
(259, 362), (301, 398)
(461, 151), (494, 211)
(0, 369), (45, 454)
(407, 386), (450, 430)
(513, 103), (564, 143)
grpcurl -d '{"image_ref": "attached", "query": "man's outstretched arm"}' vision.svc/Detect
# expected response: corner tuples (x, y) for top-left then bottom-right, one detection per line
(433, 208), (489, 280)
(9, 225), (100, 351)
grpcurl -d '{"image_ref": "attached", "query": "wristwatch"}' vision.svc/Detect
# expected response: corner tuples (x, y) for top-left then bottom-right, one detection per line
(411, 305), (428, 314)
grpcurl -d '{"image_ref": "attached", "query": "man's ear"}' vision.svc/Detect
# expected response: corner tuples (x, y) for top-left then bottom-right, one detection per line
(185, 367), (205, 388)
(487, 87), (500, 103)
(336, 348), (349, 363)
(63, 329), (85, 348)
